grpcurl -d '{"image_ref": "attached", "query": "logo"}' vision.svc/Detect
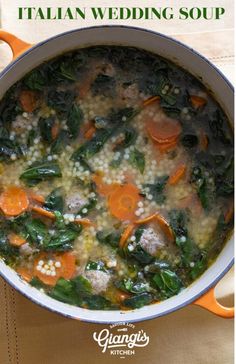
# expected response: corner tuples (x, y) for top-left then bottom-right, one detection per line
(93, 322), (150, 359)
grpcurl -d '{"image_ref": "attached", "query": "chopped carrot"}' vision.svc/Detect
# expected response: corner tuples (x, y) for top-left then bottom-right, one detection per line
(108, 183), (141, 222)
(154, 139), (178, 153)
(78, 77), (93, 99)
(0, 186), (29, 216)
(92, 174), (120, 197)
(119, 224), (135, 249)
(143, 95), (161, 107)
(135, 212), (175, 242)
(224, 204), (234, 224)
(33, 252), (76, 286)
(19, 90), (38, 113)
(17, 267), (33, 283)
(51, 123), (60, 140)
(168, 164), (187, 185)
(31, 206), (55, 219)
(199, 130), (209, 151)
(8, 233), (26, 247)
(116, 290), (131, 303)
(190, 95), (207, 109)
(28, 192), (45, 204)
(74, 218), (95, 227)
(84, 125), (96, 140)
(147, 118), (181, 144)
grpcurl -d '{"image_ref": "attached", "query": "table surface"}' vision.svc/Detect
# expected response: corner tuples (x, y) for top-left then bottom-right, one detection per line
(0, 2), (234, 363)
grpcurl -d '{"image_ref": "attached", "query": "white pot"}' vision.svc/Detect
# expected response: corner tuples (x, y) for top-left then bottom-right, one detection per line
(0, 26), (234, 323)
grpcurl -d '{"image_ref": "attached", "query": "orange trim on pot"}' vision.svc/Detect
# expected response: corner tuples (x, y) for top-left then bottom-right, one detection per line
(0, 30), (32, 60)
(193, 287), (234, 318)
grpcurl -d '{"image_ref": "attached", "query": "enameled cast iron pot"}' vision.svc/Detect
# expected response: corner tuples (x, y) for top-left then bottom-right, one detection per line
(0, 26), (234, 323)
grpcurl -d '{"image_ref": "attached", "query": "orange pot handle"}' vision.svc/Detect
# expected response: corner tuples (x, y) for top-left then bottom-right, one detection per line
(193, 287), (234, 318)
(0, 30), (32, 60)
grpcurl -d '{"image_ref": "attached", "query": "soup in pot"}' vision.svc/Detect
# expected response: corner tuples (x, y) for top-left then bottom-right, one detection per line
(0, 46), (233, 310)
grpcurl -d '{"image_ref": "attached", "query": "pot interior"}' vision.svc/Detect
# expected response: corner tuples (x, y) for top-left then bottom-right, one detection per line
(0, 26), (233, 323)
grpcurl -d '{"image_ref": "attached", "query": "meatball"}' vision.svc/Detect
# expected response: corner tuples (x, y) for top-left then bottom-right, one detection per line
(66, 193), (86, 213)
(139, 228), (165, 256)
(84, 270), (111, 294)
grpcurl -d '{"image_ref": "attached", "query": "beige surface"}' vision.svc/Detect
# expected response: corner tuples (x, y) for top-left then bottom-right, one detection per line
(0, 1), (234, 363)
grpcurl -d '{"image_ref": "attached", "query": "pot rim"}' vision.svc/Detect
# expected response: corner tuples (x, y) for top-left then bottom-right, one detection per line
(0, 25), (234, 323)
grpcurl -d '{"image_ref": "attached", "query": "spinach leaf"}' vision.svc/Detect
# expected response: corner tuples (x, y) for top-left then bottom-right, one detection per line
(71, 128), (111, 160)
(116, 277), (150, 294)
(181, 134), (198, 149)
(49, 278), (82, 305)
(25, 219), (48, 248)
(189, 255), (207, 280)
(50, 130), (68, 155)
(67, 104), (84, 139)
(114, 127), (138, 151)
(30, 277), (46, 289)
(91, 74), (116, 96)
(39, 117), (55, 144)
(44, 187), (64, 213)
(0, 230), (18, 262)
(44, 229), (79, 252)
(153, 269), (182, 298)
(144, 260), (171, 274)
(0, 93), (18, 127)
(127, 227), (154, 265)
(83, 295), (115, 310)
(27, 129), (38, 148)
(129, 148), (145, 174)
(208, 110), (232, 146)
(169, 209), (188, 238)
(49, 276), (113, 310)
(47, 90), (76, 116)
(96, 230), (121, 249)
(0, 138), (23, 162)
(143, 175), (168, 204)
(190, 166), (215, 210)
(23, 69), (46, 91)
(123, 293), (153, 309)
(71, 107), (138, 161)
(58, 60), (77, 82)
(20, 161), (62, 186)
(85, 260), (107, 272)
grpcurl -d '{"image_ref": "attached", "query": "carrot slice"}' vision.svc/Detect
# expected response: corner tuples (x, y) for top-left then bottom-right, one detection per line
(31, 206), (55, 219)
(143, 96), (160, 107)
(0, 186), (29, 216)
(19, 90), (38, 113)
(199, 130), (209, 151)
(154, 139), (178, 153)
(147, 118), (181, 144)
(8, 233), (26, 247)
(33, 252), (76, 286)
(51, 123), (60, 140)
(17, 267), (33, 283)
(224, 204), (234, 224)
(92, 174), (120, 197)
(119, 224), (135, 249)
(168, 164), (187, 185)
(74, 218), (95, 227)
(190, 95), (207, 109)
(108, 184), (141, 222)
(116, 290), (131, 303)
(29, 192), (45, 204)
(84, 125), (96, 140)
(135, 213), (175, 241)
